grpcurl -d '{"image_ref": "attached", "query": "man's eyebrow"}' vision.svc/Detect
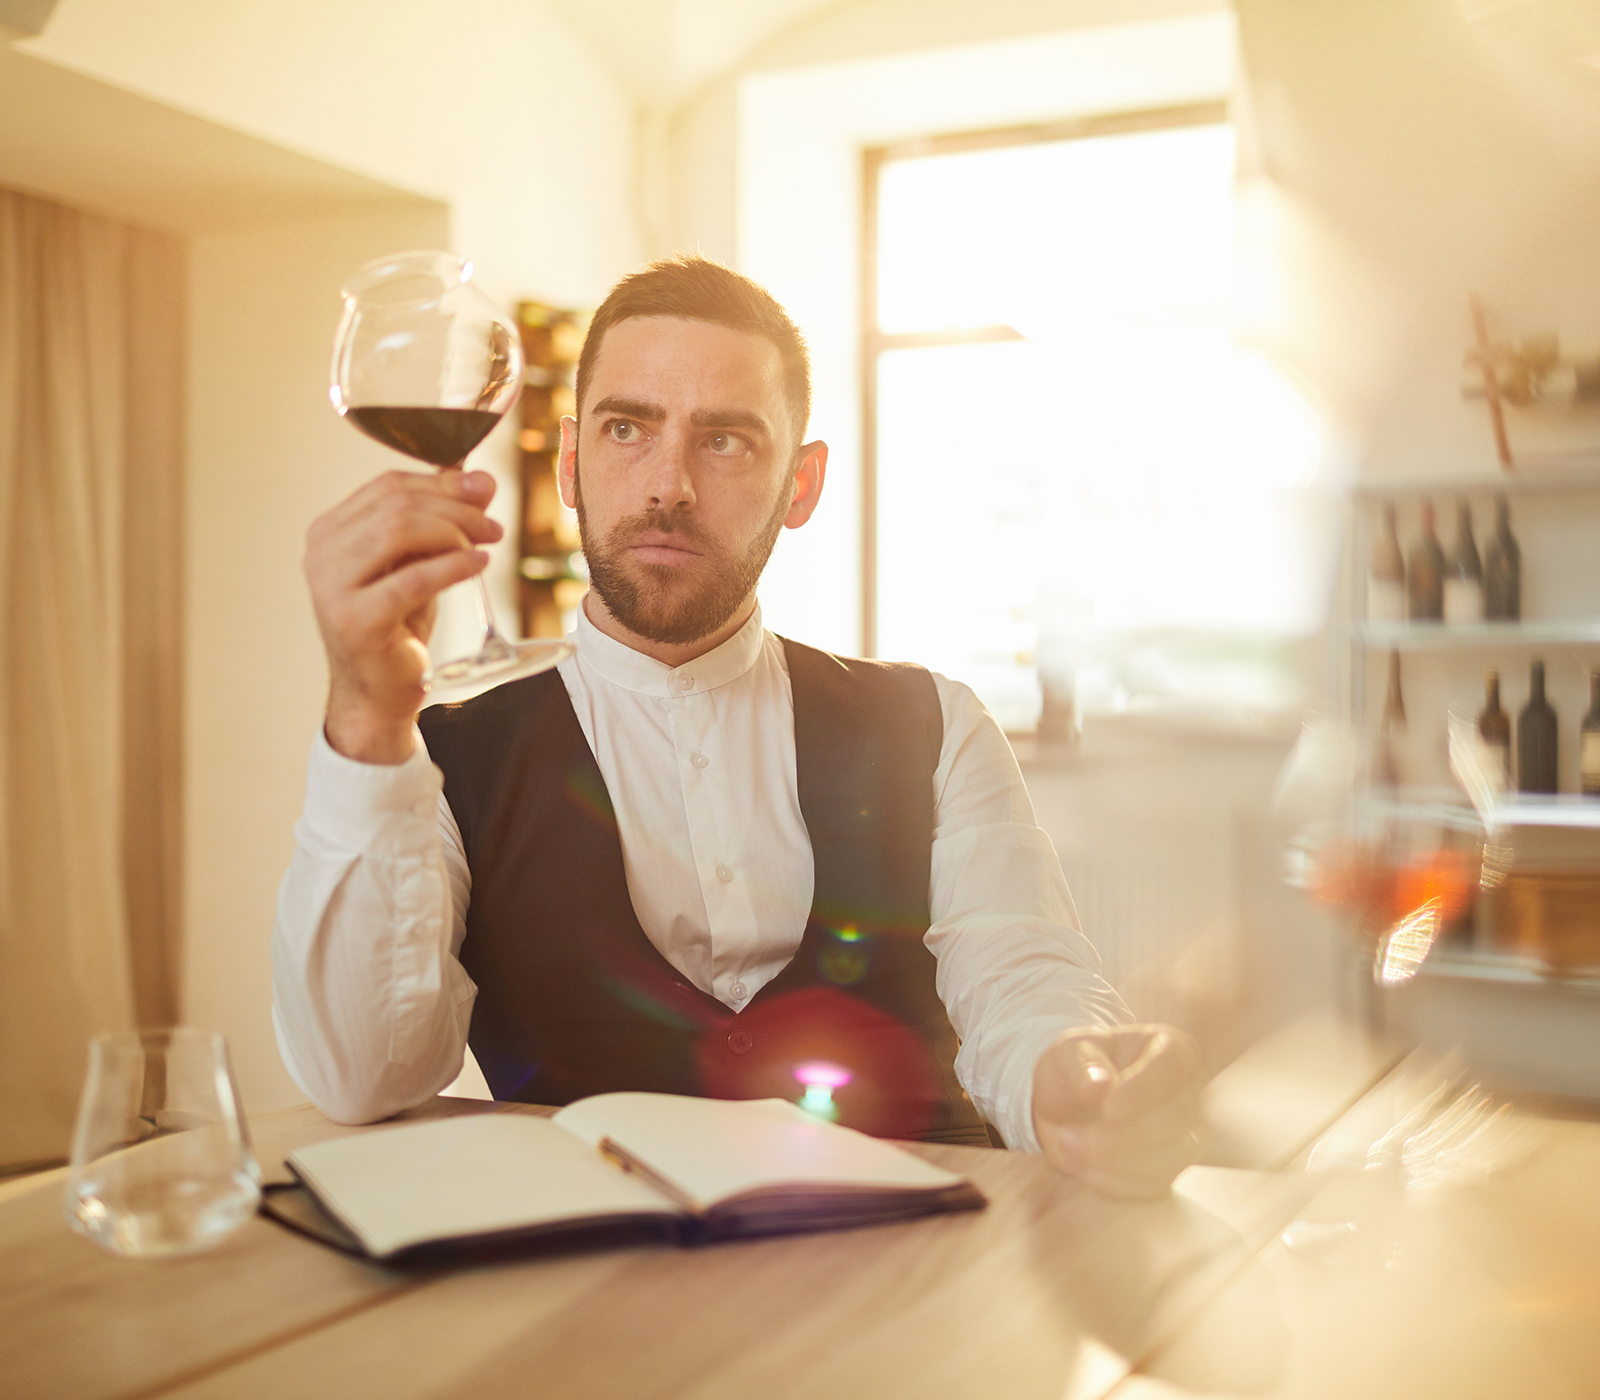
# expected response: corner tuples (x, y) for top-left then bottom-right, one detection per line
(690, 407), (773, 437)
(590, 395), (665, 420)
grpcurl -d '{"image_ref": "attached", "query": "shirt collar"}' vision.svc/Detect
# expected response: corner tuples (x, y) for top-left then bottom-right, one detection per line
(573, 600), (767, 697)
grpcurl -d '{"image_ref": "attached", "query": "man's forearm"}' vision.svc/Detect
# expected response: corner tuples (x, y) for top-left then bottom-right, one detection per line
(930, 908), (1131, 1150)
(270, 733), (476, 1123)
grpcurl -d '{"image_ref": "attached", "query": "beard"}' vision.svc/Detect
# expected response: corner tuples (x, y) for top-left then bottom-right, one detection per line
(575, 469), (791, 647)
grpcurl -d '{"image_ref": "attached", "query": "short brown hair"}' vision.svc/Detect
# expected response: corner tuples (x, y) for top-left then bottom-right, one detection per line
(576, 255), (812, 444)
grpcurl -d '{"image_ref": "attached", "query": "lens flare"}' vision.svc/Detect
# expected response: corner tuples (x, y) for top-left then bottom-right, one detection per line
(795, 1062), (851, 1121)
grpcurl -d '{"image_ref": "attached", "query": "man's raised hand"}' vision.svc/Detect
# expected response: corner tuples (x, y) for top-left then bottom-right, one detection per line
(305, 469), (502, 764)
(1031, 1024), (1204, 1199)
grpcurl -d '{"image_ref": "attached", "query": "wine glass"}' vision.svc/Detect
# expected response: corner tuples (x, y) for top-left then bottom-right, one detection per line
(331, 250), (574, 692)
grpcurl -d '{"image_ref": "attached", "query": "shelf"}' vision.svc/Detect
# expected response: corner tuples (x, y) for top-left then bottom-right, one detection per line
(1359, 620), (1600, 649)
(1418, 948), (1600, 994)
(1360, 787), (1600, 831)
(1354, 456), (1600, 497)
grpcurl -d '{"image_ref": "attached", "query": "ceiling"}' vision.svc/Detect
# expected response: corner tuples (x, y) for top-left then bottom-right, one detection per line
(546, 0), (847, 104)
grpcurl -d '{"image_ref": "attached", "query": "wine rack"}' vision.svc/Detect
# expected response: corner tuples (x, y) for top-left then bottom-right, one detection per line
(1346, 465), (1600, 1029)
(515, 301), (587, 638)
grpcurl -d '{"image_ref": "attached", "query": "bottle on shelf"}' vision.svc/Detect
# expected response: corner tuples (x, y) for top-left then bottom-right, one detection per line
(1478, 669), (1512, 785)
(1582, 669), (1600, 797)
(1483, 495), (1522, 621)
(1368, 501), (1406, 622)
(1517, 659), (1558, 794)
(1406, 499), (1445, 621)
(1442, 498), (1484, 625)
(1373, 649), (1406, 788)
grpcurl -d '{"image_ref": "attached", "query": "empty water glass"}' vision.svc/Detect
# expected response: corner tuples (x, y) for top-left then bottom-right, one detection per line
(65, 1027), (262, 1257)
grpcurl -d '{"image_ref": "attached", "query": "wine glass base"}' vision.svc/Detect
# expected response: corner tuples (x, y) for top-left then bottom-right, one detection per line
(427, 637), (575, 697)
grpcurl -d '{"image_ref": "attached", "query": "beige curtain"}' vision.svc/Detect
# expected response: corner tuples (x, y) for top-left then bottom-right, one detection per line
(0, 188), (185, 1172)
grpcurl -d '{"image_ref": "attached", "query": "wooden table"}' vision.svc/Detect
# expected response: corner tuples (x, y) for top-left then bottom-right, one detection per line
(3, 1022), (1596, 1400)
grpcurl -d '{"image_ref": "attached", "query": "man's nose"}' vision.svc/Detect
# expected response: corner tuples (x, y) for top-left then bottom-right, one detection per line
(642, 430), (696, 511)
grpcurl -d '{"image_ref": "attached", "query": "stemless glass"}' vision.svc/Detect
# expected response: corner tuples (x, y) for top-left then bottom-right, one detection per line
(331, 250), (574, 693)
(65, 1028), (262, 1258)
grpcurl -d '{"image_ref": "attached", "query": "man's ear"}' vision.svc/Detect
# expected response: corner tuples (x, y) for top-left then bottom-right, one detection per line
(784, 440), (828, 529)
(557, 416), (579, 509)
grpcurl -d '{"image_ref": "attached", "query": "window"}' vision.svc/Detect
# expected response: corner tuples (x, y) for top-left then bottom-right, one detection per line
(862, 105), (1324, 732)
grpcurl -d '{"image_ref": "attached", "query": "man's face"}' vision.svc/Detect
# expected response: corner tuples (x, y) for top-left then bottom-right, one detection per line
(559, 316), (824, 652)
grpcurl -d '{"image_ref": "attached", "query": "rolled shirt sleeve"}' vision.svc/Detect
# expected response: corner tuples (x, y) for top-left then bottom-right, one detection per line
(925, 675), (1132, 1152)
(270, 728), (475, 1123)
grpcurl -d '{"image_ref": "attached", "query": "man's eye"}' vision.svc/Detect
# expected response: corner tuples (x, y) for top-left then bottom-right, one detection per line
(607, 420), (639, 443)
(706, 432), (748, 456)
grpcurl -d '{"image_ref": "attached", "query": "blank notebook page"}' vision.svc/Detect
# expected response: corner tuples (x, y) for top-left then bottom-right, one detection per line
(289, 1114), (674, 1256)
(552, 1094), (966, 1211)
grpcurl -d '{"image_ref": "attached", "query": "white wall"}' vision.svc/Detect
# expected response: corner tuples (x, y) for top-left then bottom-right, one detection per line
(1233, 0), (1600, 476)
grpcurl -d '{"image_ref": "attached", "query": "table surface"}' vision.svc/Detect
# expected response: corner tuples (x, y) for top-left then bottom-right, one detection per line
(3, 1015), (1596, 1400)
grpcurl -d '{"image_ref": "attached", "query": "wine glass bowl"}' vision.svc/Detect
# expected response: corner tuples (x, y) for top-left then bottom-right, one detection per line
(332, 251), (574, 692)
(1276, 713), (1484, 984)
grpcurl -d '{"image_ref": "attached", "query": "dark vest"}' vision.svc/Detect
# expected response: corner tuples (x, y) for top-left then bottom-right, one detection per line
(418, 637), (987, 1144)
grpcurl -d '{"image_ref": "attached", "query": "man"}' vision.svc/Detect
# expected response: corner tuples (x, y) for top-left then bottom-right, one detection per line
(275, 256), (1202, 1198)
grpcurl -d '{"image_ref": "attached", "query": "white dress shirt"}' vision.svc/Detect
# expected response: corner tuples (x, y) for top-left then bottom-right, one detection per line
(272, 604), (1130, 1148)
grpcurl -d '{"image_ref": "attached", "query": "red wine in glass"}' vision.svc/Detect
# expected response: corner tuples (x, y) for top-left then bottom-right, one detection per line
(330, 251), (574, 692)
(345, 406), (501, 467)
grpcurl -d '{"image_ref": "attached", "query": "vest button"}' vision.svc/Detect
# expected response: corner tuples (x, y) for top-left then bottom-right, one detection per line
(727, 1029), (753, 1056)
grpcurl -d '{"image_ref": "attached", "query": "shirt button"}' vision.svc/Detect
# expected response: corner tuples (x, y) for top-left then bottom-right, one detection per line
(715, 864), (733, 883)
(727, 1029), (753, 1056)
(731, 981), (747, 999)
(677, 674), (696, 692)
(691, 752), (709, 769)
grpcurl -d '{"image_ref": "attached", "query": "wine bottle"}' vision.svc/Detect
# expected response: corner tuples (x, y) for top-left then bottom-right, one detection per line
(1477, 669), (1511, 785)
(1582, 669), (1600, 797)
(1368, 502), (1406, 622)
(1517, 659), (1558, 794)
(1374, 649), (1406, 787)
(1484, 495), (1521, 621)
(1407, 499), (1445, 621)
(1442, 499), (1484, 625)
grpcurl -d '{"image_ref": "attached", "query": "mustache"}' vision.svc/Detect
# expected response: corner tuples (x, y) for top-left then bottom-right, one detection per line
(605, 510), (717, 552)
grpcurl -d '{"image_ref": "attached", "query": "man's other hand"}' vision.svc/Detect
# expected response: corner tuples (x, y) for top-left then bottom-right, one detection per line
(305, 468), (502, 764)
(1031, 1024), (1204, 1199)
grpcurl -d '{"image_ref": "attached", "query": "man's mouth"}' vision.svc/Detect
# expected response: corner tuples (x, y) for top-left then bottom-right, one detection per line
(627, 531), (705, 566)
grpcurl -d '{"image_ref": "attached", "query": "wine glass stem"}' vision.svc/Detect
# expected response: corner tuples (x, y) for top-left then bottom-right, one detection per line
(471, 570), (503, 643)
(442, 463), (505, 645)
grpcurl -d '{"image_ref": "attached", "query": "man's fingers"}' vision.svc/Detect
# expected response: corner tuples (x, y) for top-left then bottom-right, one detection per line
(1080, 1085), (1202, 1153)
(362, 549), (490, 629)
(1101, 1027), (1203, 1124)
(314, 494), (501, 595)
(1033, 1032), (1119, 1125)
(1032, 1023), (1206, 1199)
(1037, 1112), (1203, 1199)
(322, 467), (496, 527)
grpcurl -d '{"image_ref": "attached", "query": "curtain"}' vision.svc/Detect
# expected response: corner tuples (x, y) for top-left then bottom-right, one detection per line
(0, 188), (185, 1172)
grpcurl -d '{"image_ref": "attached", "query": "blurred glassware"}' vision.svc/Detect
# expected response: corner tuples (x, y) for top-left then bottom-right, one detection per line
(1284, 1058), (1545, 1271)
(65, 1027), (261, 1258)
(1275, 711), (1494, 986)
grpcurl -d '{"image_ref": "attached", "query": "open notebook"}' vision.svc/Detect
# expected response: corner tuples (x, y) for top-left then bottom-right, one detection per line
(266, 1093), (985, 1261)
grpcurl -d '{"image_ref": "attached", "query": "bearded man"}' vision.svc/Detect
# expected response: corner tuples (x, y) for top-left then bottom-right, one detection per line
(274, 256), (1202, 1198)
